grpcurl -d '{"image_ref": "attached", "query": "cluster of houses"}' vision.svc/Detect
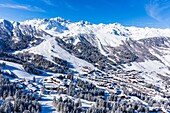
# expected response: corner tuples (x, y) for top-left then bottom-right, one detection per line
(41, 74), (72, 94)
(81, 69), (167, 99)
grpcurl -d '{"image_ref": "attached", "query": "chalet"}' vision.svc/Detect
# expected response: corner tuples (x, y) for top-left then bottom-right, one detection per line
(94, 63), (99, 67)
(97, 82), (106, 87)
(82, 70), (89, 73)
(82, 66), (91, 70)
(51, 78), (60, 84)
(58, 86), (67, 93)
(43, 78), (53, 83)
(137, 79), (144, 83)
(107, 85), (114, 89)
(44, 83), (58, 90)
(118, 94), (127, 99)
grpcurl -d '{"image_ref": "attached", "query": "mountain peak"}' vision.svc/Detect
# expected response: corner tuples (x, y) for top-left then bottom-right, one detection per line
(0, 19), (11, 23)
(51, 17), (71, 23)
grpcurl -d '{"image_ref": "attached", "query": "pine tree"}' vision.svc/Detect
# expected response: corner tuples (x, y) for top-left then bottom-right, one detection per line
(33, 76), (36, 82)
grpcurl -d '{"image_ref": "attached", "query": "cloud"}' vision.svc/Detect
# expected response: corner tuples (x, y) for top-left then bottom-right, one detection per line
(0, 4), (45, 12)
(64, 1), (78, 11)
(42, 0), (53, 6)
(145, 0), (170, 22)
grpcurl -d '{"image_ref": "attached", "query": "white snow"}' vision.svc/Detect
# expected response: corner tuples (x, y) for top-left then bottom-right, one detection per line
(22, 17), (170, 48)
(1, 17), (170, 113)
(0, 60), (49, 80)
(15, 37), (94, 74)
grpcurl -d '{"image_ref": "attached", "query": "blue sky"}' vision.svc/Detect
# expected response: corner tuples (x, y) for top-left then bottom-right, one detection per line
(0, 0), (170, 28)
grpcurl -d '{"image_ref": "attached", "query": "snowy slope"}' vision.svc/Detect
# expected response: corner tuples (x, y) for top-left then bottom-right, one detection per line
(0, 60), (37, 79)
(15, 37), (94, 74)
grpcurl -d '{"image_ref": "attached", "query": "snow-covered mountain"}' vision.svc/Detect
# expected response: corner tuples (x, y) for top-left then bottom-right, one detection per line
(0, 17), (170, 85)
(0, 17), (170, 113)
(0, 17), (170, 81)
(22, 17), (170, 76)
